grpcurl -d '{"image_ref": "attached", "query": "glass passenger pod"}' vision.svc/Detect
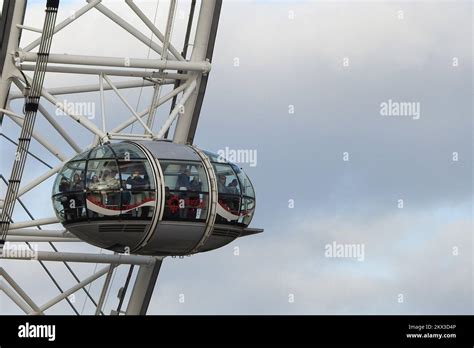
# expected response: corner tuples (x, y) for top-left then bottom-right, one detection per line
(52, 142), (156, 224)
(202, 150), (256, 227)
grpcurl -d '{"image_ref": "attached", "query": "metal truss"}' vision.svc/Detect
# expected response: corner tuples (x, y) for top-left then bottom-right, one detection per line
(0, 0), (222, 315)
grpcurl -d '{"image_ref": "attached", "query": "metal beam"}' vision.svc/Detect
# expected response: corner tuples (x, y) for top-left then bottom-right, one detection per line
(0, 267), (43, 314)
(40, 85), (108, 141)
(185, 0), (223, 144)
(5, 236), (79, 242)
(11, 76), (108, 141)
(39, 265), (112, 312)
(145, 0), (177, 130)
(110, 81), (190, 134)
(16, 24), (42, 34)
(10, 78), (153, 100)
(17, 64), (189, 80)
(17, 162), (64, 199)
(38, 104), (82, 153)
(0, 280), (33, 314)
(102, 74), (154, 135)
(99, 73), (106, 133)
(23, 0), (102, 52)
(156, 78), (197, 138)
(16, 52), (211, 72)
(95, 264), (115, 315)
(164, 0), (196, 139)
(6, 228), (70, 237)
(1, 108), (68, 161)
(125, 0), (184, 61)
(0, 0), (27, 123)
(125, 259), (163, 315)
(1, 250), (158, 265)
(8, 217), (59, 230)
(0, 134), (53, 169)
(88, 1), (172, 59)
(173, 0), (220, 143)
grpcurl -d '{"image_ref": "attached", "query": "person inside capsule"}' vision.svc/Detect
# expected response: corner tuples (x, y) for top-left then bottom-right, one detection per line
(176, 167), (191, 190)
(125, 167), (150, 217)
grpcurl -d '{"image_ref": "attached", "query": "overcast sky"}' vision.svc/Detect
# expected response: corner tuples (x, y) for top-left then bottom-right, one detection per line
(0, 0), (472, 314)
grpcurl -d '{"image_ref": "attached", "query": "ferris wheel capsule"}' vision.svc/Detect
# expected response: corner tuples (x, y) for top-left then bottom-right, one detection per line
(51, 140), (261, 256)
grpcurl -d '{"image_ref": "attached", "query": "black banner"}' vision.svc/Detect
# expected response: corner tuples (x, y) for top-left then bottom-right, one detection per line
(0, 315), (472, 346)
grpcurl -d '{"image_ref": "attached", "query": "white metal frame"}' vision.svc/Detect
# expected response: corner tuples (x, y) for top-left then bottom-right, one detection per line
(0, 0), (220, 315)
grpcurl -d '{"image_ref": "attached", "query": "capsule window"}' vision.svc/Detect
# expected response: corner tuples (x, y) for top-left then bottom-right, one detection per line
(89, 145), (116, 159)
(240, 197), (255, 225)
(160, 161), (209, 222)
(52, 161), (86, 223)
(213, 163), (241, 195)
(52, 161), (86, 195)
(83, 160), (120, 216)
(111, 142), (147, 160)
(70, 150), (90, 161)
(118, 160), (155, 219)
(236, 169), (255, 199)
(118, 160), (155, 190)
(160, 161), (208, 192)
(212, 163), (241, 225)
(202, 150), (227, 163)
(52, 195), (66, 223)
(86, 160), (120, 191)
